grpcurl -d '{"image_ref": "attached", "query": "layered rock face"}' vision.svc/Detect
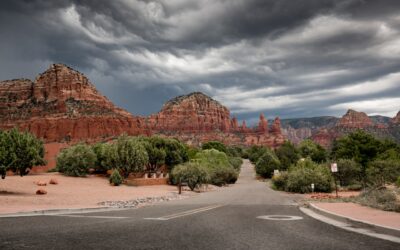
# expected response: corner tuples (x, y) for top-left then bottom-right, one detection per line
(336, 109), (373, 129)
(392, 111), (400, 124)
(0, 64), (284, 147)
(147, 92), (232, 132)
(0, 64), (148, 142)
(312, 109), (398, 147)
(148, 92), (285, 147)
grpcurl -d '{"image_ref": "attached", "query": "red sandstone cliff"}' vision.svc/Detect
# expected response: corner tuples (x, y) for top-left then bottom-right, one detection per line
(0, 64), (284, 147)
(312, 109), (397, 147)
(147, 92), (285, 147)
(392, 111), (400, 124)
(336, 109), (373, 129)
(0, 64), (148, 142)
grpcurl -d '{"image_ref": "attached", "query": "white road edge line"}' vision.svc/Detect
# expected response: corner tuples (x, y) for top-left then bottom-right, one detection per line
(144, 204), (224, 221)
(300, 207), (400, 244)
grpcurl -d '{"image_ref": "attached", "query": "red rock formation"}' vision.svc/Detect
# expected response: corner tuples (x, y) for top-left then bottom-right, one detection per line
(336, 109), (373, 128)
(312, 109), (396, 147)
(311, 129), (336, 148)
(0, 64), (148, 142)
(392, 111), (400, 124)
(147, 92), (285, 147)
(0, 64), (285, 148)
(147, 92), (232, 132)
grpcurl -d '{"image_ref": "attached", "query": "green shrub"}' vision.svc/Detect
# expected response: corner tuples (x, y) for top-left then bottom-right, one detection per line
(366, 160), (400, 187)
(271, 171), (288, 191)
(255, 150), (281, 178)
(396, 176), (400, 187)
(92, 142), (113, 172)
(202, 141), (227, 154)
(275, 141), (300, 170)
(212, 167), (238, 186)
(246, 146), (269, 163)
(0, 128), (46, 178)
(193, 149), (238, 186)
(56, 144), (97, 177)
(285, 159), (333, 193)
(109, 169), (123, 186)
(229, 157), (243, 171)
(171, 162), (210, 191)
(226, 146), (244, 157)
(187, 147), (200, 160)
(336, 159), (362, 186)
(358, 188), (400, 212)
(298, 139), (327, 163)
(107, 135), (149, 177)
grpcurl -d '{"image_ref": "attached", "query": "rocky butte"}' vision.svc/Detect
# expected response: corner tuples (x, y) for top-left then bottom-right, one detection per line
(0, 64), (285, 148)
(147, 92), (285, 147)
(0, 64), (148, 142)
(312, 109), (398, 147)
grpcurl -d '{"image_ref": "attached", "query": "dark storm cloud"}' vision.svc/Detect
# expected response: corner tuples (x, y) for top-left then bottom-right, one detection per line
(0, 0), (399, 121)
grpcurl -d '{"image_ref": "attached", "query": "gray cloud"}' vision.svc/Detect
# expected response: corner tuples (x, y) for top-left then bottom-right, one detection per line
(0, 0), (399, 123)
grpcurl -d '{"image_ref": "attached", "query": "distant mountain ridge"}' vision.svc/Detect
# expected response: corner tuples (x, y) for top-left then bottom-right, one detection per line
(281, 110), (399, 146)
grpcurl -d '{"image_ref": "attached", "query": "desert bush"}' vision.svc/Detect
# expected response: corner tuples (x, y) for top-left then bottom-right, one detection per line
(366, 160), (400, 187)
(246, 145), (269, 164)
(336, 159), (362, 186)
(92, 142), (113, 172)
(193, 149), (238, 186)
(0, 128), (46, 179)
(56, 144), (96, 177)
(285, 159), (333, 193)
(212, 167), (238, 186)
(187, 147), (200, 160)
(275, 141), (300, 170)
(171, 162), (210, 191)
(255, 150), (281, 178)
(271, 171), (288, 191)
(229, 157), (243, 171)
(357, 188), (400, 212)
(298, 139), (327, 163)
(109, 169), (123, 186)
(226, 146), (244, 157)
(108, 135), (149, 177)
(202, 141), (227, 154)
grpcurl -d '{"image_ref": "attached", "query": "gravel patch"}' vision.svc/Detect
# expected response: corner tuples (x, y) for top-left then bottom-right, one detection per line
(97, 193), (190, 208)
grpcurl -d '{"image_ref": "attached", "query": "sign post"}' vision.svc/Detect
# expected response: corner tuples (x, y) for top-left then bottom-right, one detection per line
(331, 163), (338, 198)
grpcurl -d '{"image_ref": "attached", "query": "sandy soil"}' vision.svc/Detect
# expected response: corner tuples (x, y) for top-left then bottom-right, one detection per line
(0, 173), (183, 214)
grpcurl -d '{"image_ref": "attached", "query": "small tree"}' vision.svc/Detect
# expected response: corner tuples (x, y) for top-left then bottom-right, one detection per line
(109, 169), (123, 186)
(255, 150), (281, 178)
(171, 162), (210, 191)
(92, 142), (113, 172)
(331, 130), (382, 183)
(56, 143), (96, 177)
(298, 139), (327, 163)
(1, 128), (46, 179)
(275, 141), (300, 170)
(336, 159), (362, 186)
(111, 135), (149, 177)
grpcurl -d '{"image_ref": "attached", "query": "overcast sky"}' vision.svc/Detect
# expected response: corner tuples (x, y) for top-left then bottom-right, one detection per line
(0, 0), (399, 124)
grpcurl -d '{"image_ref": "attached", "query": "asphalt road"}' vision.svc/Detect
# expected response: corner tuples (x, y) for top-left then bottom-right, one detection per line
(0, 160), (398, 250)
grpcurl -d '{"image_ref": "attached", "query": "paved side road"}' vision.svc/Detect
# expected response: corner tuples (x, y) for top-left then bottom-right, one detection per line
(0, 160), (398, 249)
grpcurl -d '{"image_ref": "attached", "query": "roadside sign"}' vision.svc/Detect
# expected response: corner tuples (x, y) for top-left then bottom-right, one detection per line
(331, 163), (338, 173)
